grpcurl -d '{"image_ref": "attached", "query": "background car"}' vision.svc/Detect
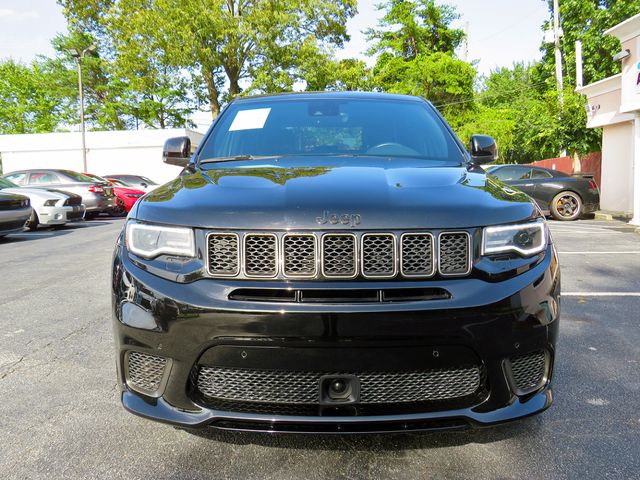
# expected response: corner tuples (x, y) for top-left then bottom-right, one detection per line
(1, 169), (115, 219)
(0, 189), (31, 237)
(83, 173), (146, 216)
(104, 174), (159, 192)
(0, 177), (85, 230)
(486, 164), (600, 221)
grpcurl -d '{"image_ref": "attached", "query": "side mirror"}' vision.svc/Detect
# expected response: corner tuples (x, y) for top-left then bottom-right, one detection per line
(469, 134), (498, 164)
(163, 136), (191, 167)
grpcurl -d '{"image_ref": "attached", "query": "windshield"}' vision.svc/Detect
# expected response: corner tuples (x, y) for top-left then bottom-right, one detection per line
(198, 97), (464, 164)
(62, 170), (98, 182)
(0, 178), (19, 189)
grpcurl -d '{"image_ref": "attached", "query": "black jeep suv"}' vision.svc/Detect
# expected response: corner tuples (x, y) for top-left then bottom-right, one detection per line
(112, 92), (560, 433)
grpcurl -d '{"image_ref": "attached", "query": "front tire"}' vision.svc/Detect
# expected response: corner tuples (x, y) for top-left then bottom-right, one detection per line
(550, 191), (582, 221)
(26, 210), (39, 231)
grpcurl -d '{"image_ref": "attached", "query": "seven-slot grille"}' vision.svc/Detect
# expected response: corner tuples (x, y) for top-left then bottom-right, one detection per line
(207, 231), (472, 279)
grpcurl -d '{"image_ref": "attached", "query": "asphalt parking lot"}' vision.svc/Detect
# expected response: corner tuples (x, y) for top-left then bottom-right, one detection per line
(1, 217), (639, 479)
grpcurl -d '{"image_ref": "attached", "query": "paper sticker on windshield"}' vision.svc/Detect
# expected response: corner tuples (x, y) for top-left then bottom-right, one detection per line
(228, 108), (271, 131)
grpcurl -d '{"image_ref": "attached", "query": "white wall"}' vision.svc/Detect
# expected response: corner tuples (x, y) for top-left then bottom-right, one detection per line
(601, 121), (635, 214)
(0, 128), (204, 185)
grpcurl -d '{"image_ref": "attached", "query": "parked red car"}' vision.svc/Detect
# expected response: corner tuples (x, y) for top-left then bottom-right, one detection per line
(83, 174), (146, 216)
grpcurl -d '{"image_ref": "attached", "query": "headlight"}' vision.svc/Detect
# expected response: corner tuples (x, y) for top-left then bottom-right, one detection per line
(482, 219), (547, 257)
(125, 193), (143, 198)
(125, 221), (195, 259)
(44, 199), (58, 206)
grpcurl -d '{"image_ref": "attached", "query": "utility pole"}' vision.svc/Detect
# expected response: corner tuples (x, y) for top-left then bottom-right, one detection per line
(462, 21), (469, 62)
(71, 45), (96, 173)
(552, 0), (564, 106)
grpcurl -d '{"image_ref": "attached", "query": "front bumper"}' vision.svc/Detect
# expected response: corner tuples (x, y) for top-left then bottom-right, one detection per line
(112, 241), (560, 433)
(37, 205), (86, 225)
(0, 207), (31, 235)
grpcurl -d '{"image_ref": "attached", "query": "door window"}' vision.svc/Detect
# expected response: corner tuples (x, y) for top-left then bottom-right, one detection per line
(490, 167), (531, 181)
(29, 172), (60, 184)
(531, 168), (553, 179)
(4, 173), (27, 185)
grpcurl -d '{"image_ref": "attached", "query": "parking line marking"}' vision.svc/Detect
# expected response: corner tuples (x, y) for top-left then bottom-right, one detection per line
(558, 251), (640, 254)
(563, 292), (640, 297)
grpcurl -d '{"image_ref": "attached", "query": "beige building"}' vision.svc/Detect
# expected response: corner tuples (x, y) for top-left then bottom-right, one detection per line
(577, 13), (640, 225)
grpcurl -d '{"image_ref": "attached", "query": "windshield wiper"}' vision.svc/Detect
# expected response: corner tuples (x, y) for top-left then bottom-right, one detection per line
(199, 155), (282, 164)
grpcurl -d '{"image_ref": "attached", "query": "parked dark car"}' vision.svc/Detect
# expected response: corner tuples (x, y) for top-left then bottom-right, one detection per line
(1, 169), (115, 218)
(486, 164), (599, 221)
(112, 92), (560, 434)
(0, 189), (31, 238)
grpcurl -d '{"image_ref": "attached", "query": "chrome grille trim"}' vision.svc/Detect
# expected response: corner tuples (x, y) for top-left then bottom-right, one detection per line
(243, 233), (278, 278)
(438, 231), (472, 276)
(282, 233), (318, 278)
(197, 365), (481, 405)
(400, 232), (436, 278)
(206, 232), (240, 277)
(321, 233), (358, 278)
(361, 233), (397, 278)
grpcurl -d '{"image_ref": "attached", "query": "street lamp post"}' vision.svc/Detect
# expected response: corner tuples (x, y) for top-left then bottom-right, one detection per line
(71, 45), (96, 173)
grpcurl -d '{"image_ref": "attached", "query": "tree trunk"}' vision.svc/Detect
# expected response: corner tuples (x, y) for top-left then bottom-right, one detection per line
(203, 67), (220, 119)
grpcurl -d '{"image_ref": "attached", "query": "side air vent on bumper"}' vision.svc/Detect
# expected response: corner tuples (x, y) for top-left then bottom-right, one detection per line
(125, 351), (170, 397)
(507, 351), (548, 395)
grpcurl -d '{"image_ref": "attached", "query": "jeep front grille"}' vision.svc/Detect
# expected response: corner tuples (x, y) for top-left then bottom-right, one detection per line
(197, 365), (481, 404)
(244, 234), (278, 277)
(438, 232), (472, 275)
(207, 230), (472, 280)
(207, 233), (240, 276)
(322, 234), (357, 277)
(283, 234), (317, 277)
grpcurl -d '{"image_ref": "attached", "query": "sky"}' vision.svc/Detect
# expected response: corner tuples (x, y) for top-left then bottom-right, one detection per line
(0, 0), (550, 75)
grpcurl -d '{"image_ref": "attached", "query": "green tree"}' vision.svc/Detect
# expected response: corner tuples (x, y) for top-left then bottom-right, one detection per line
(366, 0), (475, 120)
(0, 60), (68, 134)
(59, 0), (357, 118)
(539, 0), (640, 86)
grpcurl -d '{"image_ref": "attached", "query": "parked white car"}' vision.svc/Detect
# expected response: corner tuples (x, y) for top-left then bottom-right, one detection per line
(0, 178), (86, 230)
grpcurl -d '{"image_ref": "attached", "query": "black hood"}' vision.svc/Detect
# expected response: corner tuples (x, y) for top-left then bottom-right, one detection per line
(135, 157), (536, 229)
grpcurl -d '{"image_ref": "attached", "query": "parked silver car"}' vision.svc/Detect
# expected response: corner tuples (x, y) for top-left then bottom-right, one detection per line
(104, 174), (159, 192)
(0, 190), (31, 238)
(0, 178), (86, 230)
(1, 169), (115, 218)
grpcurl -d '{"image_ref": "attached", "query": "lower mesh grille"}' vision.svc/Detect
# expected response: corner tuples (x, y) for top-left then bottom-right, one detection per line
(197, 365), (481, 405)
(126, 351), (167, 395)
(509, 351), (547, 393)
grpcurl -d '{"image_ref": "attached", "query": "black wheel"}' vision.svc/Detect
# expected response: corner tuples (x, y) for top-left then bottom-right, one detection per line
(550, 191), (582, 221)
(85, 211), (97, 220)
(26, 210), (39, 231)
